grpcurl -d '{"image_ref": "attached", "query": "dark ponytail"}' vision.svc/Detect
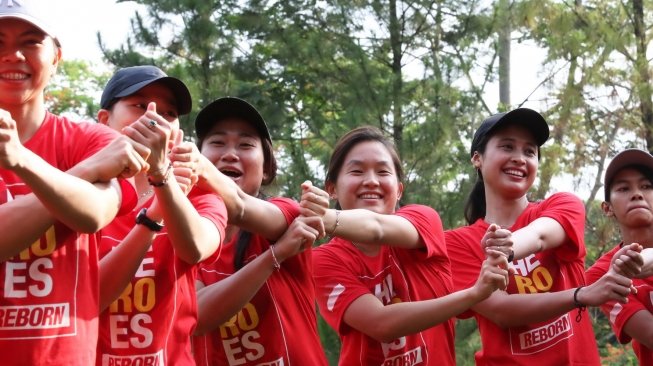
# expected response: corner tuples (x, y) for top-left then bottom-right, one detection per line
(464, 172), (486, 224)
(233, 192), (269, 271)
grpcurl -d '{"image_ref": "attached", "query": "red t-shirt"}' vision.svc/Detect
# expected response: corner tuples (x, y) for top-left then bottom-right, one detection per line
(97, 188), (227, 366)
(0, 112), (134, 365)
(586, 244), (653, 366)
(193, 197), (328, 366)
(313, 204), (455, 366)
(446, 192), (600, 365)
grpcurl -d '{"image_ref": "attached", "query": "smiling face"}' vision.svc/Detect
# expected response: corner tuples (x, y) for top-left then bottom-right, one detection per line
(603, 167), (653, 229)
(200, 118), (267, 196)
(0, 18), (60, 109)
(327, 140), (403, 214)
(472, 124), (539, 200)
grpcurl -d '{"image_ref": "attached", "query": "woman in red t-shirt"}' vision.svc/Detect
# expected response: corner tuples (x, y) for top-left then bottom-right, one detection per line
(175, 97), (329, 366)
(303, 126), (510, 365)
(95, 66), (227, 366)
(445, 108), (633, 365)
(586, 148), (653, 366)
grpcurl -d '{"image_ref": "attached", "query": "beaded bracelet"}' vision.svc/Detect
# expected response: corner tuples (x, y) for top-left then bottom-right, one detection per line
(148, 163), (172, 187)
(573, 286), (587, 322)
(270, 244), (281, 270)
(328, 210), (341, 236)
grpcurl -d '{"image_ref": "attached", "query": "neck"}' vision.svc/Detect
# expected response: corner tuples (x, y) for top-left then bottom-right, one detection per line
(621, 226), (653, 249)
(483, 190), (529, 228)
(3, 96), (47, 144)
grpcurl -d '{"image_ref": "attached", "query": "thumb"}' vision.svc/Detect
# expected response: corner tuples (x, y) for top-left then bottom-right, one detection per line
(301, 180), (313, 190)
(147, 101), (157, 114)
(488, 223), (499, 232)
(174, 128), (184, 146)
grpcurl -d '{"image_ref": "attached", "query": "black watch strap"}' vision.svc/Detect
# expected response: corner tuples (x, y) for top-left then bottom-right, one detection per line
(135, 208), (164, 232)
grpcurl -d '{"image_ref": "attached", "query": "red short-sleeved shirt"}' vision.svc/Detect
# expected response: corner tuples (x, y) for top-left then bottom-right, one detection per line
(313, 204), (455, 366)
(586, 244), (653, 366)
(446, 193), (600, 365)
(97, 188), (227, 366)
(193, 197), (328, 366)
(0, 113), (134, 365)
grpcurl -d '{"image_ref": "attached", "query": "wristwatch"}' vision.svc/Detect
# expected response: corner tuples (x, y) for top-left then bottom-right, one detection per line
(135, 208), (164, 232)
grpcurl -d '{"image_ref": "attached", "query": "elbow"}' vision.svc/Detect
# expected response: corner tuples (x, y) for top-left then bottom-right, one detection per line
(73, 217), (106, 234)
(178, 249), (204, 265)
(366, 322), (404, 343)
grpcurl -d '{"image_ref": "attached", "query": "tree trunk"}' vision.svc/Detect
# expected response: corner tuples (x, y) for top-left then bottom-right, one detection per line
(498, 0), (511, 106)
(389, 0), (404, 151)
(632, 0), (653, 153)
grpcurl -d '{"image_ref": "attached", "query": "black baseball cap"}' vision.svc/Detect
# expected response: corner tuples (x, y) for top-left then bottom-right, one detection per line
(604, 148), (653, 201)
(195, 97), (271, 143)
(470, 108), (549, 156)
(100, 66), (192, 115)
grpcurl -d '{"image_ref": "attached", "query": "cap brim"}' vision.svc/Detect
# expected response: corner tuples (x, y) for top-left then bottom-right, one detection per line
(493, 108), (549, 146)
(195, 97), (271, 142)
(605, 149), (653, 192)
(114, 76), (192, 115)
(0, 14), (58, 43)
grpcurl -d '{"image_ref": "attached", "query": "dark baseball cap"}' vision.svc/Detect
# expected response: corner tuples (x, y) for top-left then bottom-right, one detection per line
(100, 66), (192, 115)
(0, 0), (60, 46)
(470, 108), (549, 156)
(604, 148), (653, 201)
(195, 97), (271, 143)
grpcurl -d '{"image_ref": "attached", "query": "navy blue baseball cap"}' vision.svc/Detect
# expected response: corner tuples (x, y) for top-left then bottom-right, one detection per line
(100, 66), (192, 115)
(470, 108), (549, 156)
(195, 97), (271, 143)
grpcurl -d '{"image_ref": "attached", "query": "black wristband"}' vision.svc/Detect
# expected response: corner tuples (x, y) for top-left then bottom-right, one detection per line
(573, 286), (585, 308)
(135, 208), (164, 232)
(507, 249), (515, 262)
(573, 286), (587, 323)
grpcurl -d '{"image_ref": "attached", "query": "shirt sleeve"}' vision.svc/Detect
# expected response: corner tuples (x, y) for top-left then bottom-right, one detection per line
(268, 196), (300, 226)
(189, 187), (229, 264)
(395, 204), (447, 259)
(445, 226), (486, 293)
(313, 243), (373, 334)
(601, 293), (647, 344)
(538, 192), (586, 262)
(585, 245), (618, 285)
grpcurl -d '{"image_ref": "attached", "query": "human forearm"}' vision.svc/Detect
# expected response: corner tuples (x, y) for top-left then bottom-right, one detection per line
(198, 159), (245, 221)
(99, 225), (156, 311)
(13, 150), (121, 232)
(324, 208), (421, 249)
(511, 217), (566, 260)
(195, 248), (277, 335)
(154, 179), (220, 263)
(0, 195), (54, 261)
(472, 290), (577, 328)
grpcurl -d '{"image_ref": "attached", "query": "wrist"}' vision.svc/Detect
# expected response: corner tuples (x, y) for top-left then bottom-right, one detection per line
(148, 163), (172, 187)
(573, 286), (586, 307)
(135, 207), (164, 232)
(328, 209), (341, 236)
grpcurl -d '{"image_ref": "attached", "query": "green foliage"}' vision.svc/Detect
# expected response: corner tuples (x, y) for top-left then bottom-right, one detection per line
(47, 59), (108, 119)
(46, 0), (653, 364)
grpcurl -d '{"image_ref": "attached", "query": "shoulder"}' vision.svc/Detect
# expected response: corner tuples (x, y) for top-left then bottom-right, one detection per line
(395, 204), (440, 221)
(538, 192), (584, 210)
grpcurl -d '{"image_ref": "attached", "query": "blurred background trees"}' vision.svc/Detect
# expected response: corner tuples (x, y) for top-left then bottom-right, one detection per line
(54, 0), (652, 364)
